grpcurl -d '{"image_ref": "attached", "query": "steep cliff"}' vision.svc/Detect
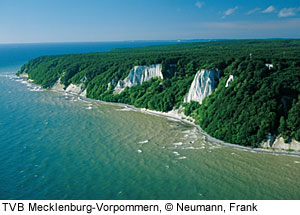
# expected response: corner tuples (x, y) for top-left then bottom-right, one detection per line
(66, 83), (85, 95)
(16, 40), (300, 148)
(261, 135), (300, 151)
(225, 75), (234, 88)
(51, 77), (86, 96)
(184, 69), (220, 104)
(114, 64), (163, 94)
(51, 78), (65, 91)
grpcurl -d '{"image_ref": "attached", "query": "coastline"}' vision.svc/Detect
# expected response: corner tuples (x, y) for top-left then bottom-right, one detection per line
(18, 74), (300, 157)
(78, 92), (300, 157)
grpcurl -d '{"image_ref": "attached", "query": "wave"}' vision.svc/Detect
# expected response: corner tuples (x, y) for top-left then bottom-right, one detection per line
(178, 156), (187, 160)
(173, 142), (183, 146)
(138, 140), (149, 144)
(115, 107), (132, 112)
(173, 151), (180, 156)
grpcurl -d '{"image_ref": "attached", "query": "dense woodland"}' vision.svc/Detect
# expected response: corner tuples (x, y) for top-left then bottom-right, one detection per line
(17, 40), (300, 147)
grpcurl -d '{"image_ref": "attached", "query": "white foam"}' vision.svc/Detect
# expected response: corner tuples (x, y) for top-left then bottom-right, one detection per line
(184, 146), (195, 150)
(137, 149), (142, 153)
(182, 130), (191, 134)
(86, 106), (92, 110)
(173, 142), (183, 146)
(116, 107), (132, 111)
(178, 156), (187, 160)
(295, 161), (300, 164)
(167, 117), (180, 122)
(173, 151), (180, 156)
(29, 87), (43, 92)
(138, 140), (149, 144)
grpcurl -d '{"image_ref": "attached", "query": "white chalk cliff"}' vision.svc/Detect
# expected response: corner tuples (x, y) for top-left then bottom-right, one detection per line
(261, 135), (300, 151)
(114, 64), (163, 94)
(51, 77), (86, 97)
(225, 75), (234, 88)
(51, 78), (65, 91)
(66, 83), (85, 95)
(184, 69), (220, 104)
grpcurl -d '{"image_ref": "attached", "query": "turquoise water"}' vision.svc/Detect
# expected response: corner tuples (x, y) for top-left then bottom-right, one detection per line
(1, 43), (300, 200)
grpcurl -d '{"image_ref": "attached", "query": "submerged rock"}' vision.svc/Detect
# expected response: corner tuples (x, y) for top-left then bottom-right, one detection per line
(114, 64), (163, 94)
(184, 69), (220, 104)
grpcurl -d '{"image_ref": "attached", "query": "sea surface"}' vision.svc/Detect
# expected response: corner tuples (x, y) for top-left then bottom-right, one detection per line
(0, 42), (300, 200)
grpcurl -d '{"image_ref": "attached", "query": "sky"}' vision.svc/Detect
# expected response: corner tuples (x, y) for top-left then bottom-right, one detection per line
(1, 0), (300, 43)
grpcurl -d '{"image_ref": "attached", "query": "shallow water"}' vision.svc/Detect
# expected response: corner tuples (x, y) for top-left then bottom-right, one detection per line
(1, 44), (300, 200)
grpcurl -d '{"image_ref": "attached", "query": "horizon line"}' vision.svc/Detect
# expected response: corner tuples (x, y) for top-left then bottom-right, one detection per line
(0, 38), (299, 45)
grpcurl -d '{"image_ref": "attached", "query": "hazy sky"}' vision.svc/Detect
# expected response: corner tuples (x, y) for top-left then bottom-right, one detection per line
(1, 0), (300, 43)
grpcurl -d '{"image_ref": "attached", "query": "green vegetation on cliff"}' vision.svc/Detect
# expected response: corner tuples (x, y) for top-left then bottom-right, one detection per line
(17, 40), (300, 147)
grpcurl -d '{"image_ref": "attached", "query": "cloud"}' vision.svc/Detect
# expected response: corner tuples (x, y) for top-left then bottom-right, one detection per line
(246, 8), (261, 15)
(187, 18), (300, 39)
(195, 1), (204, 9)
(198, 18), (300, 31)
(222, 6), (238, 18)
(278, 7), (300, 18)
(262, 5), (276, 13)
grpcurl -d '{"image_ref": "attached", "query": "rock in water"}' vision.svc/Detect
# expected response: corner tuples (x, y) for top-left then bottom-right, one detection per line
(114, 64), (163, 94)
(184, 69), (220, 104)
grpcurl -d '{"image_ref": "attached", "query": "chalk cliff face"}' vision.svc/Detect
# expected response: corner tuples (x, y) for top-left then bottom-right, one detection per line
(65, 76), (86, 95)
(66, 83), (85, 94)
(225, 75), (234, 88)
(184, 69), (220, 104)
(51, 78), (65, 91)
(261, 135), (300, 151)
(114, 64), (163, 94)
(51, 77), (86, 96)
(107, 76), (119, 90)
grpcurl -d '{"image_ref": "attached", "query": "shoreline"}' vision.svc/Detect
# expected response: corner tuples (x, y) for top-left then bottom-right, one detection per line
(79, 93), (300, 157)
(18, 74), (300, 157)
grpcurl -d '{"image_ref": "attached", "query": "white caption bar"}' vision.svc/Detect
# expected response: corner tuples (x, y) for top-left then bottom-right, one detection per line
(0, 200), (299, 215)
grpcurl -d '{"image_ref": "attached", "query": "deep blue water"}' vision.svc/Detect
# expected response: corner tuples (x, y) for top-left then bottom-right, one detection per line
(0, 41), (180, 67)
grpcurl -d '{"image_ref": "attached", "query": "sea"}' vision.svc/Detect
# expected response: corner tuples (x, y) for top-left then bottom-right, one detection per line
(0, 41), (300, 200)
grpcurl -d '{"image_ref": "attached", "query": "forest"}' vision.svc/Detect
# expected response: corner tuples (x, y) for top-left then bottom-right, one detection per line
(17, 40), (300, 147)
